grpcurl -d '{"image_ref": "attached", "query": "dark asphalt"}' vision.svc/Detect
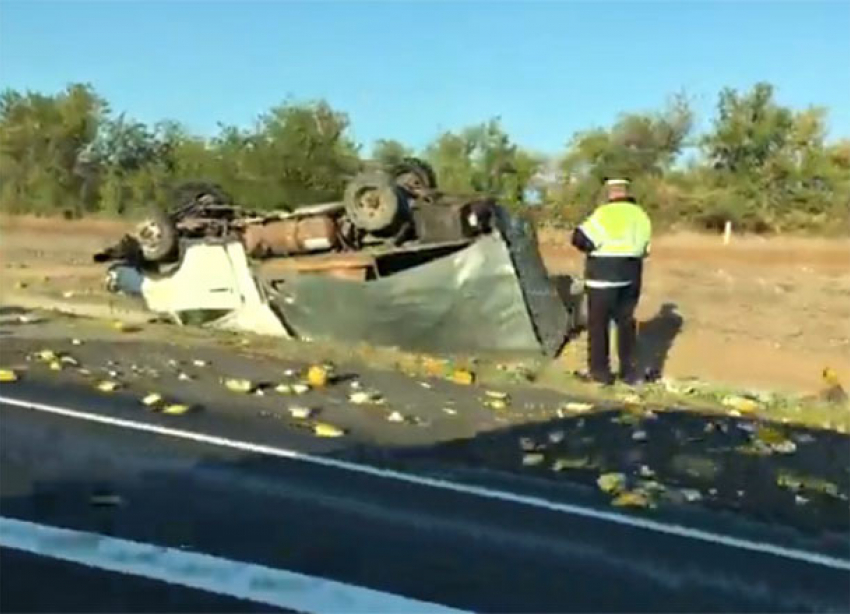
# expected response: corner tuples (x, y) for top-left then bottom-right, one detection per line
(1, 386), (849, 613)
(4, 334), (849, 538)
(0, 548), (284, 613)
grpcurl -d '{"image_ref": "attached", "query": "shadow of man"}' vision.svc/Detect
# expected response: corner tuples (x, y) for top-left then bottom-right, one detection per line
(637, 302), (684, 381)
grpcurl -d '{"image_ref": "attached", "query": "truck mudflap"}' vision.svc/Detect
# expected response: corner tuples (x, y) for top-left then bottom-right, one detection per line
(493, 208), (572, 356)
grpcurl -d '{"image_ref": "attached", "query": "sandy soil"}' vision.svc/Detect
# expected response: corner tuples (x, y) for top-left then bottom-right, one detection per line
(2, 216), (849, 394)
(540, 230), (850, 394)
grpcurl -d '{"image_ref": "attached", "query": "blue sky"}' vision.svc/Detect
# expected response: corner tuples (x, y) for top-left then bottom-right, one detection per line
(1, 0), (848, 154)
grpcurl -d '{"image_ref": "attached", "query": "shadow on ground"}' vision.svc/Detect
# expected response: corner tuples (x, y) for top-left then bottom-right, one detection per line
(341, 408), (850, 537)
(2, 332), (847, 538)
(637, 302), (684, 379)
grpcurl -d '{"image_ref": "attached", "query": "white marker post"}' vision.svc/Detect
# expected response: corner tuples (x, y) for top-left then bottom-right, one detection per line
(723, 220), (732, 245)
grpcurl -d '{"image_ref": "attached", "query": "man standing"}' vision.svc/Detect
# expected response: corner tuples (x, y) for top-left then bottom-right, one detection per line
(571, 178), (651, 385)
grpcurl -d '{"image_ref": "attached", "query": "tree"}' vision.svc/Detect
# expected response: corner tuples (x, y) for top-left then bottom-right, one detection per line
(696, 83), (848, 231)
(424, 118), (541, 207)
(232, 99), (361, 209)
(0, 82), (846, 234)
(371, 139), (412, 168)
(703, 82), (793, 175)
(82, 113), (163, 172)
(164, 99), (362, 211)
(562, 94), (693, 182)
(79, 113), (176, 215)
(424, 130), (476, 193)
(0, 83), (107, 215)
(557, 94), (694, 221)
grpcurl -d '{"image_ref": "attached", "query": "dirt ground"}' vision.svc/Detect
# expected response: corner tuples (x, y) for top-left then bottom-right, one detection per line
(540, 229), (850, 394)
(1, 215), (849, 395)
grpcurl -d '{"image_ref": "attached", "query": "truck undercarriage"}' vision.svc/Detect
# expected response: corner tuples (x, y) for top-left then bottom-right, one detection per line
(95, 160), (585, 356)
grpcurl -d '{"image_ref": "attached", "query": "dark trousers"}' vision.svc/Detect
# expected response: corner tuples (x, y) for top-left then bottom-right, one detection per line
(587, 283), (640, 379)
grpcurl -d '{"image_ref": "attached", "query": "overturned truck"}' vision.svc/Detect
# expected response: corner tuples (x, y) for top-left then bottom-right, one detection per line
(96, 159), (585, 356)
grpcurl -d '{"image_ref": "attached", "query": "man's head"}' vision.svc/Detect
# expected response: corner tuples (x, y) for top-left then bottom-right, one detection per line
(604, 178), (631, 202)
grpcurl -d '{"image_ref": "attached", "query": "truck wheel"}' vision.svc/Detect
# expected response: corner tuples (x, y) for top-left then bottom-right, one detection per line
(392, 157), (437, 197)
(172, 182), (233, 217)
(135, 204), (177, 263)
(344, 173), (401, 233)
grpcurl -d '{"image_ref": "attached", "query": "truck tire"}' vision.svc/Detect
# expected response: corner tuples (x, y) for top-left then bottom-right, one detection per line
(392, 157), (437, 197)
(135, 204), (177, 263)
(172, 182), (233, 218)
(344, 172), (402, 233)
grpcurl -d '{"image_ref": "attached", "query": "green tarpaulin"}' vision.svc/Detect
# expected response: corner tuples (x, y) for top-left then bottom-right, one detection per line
(271, 234), (552, 355)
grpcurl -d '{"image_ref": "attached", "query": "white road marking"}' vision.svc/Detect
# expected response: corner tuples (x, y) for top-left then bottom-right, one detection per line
(0, 516), (468, 614)
(2, 394), (849, 571)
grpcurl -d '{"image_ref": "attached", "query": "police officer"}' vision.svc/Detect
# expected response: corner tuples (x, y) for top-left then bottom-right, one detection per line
(571, 178), (651, 385)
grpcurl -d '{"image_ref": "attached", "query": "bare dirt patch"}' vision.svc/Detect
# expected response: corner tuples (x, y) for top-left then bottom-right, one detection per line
(1, 216), (130, 300)
(540, 230), (850, 393)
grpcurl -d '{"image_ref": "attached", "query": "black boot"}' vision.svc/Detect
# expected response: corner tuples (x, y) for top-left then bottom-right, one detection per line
(618, 370), (642, 387)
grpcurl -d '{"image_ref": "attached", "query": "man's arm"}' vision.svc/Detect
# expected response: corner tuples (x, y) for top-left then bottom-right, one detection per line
(571, 226), (596, 253)
(575, 207), (608, 253)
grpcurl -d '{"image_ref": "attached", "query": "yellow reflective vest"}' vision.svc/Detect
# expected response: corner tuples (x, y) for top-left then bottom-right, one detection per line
(579, 200), (652, 258)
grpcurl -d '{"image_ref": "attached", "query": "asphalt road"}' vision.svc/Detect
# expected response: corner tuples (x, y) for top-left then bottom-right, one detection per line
(1, 384), (849, 613)
(0, 548), (283, 613)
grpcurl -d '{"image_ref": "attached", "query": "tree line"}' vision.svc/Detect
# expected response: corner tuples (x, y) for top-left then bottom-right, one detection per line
(1, 82), (848, 233)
